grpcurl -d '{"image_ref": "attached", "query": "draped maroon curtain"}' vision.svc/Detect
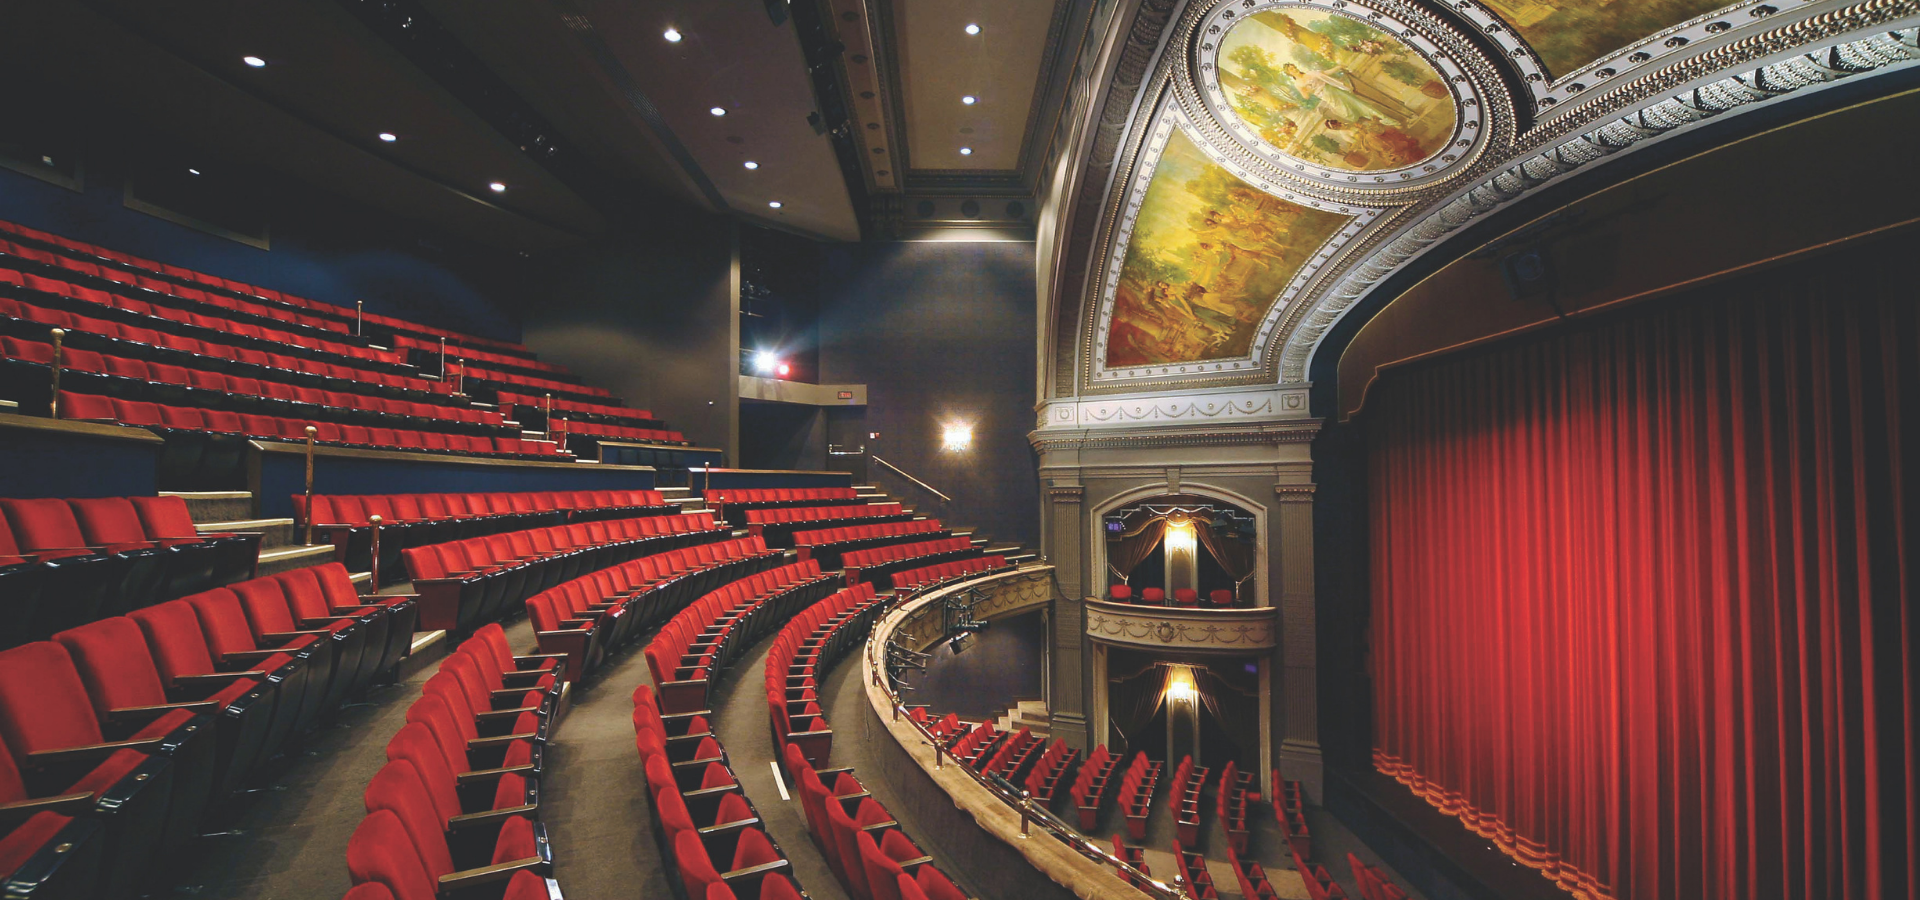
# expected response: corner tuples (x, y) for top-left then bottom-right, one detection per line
(1367, 254), (1915, 900)
(1108, 516), (1167, 584)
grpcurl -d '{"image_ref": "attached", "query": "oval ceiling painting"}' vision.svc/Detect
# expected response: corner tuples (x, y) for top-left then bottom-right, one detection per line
(1215, 7), (1456, 174)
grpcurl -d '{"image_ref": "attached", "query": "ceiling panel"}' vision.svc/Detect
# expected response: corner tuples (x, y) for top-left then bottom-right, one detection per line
(896, 0), (1058, 171)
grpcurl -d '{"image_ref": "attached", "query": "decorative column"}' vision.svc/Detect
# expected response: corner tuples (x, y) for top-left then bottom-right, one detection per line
(1045, 483), (1090, 751)
(1274, 482), (1322, 799)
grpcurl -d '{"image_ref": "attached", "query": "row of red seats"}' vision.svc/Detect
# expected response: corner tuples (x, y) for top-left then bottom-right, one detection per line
(635, 684), (809, 900)
(455, 362), (609, 401)
(1274, 774), (1311, 862)
(1172, 840), (1217, 900)
(297, 489), (673, 585)
(0, 298), (429, 402)
(6, 339), (501, 430)
(0, 216), (530, 357)
(1108, 585), (1238, 608)
(841, 537), (975, 588)
(394, 335), (569, 375)
(1, 495), (257, 648)
(2, 274), (403, 366)
(404, 512), (722, 636)
(643, 560), (836, 714)
(1228, 842), (1281, 900)
(1069, 744), (1118, 830)
(0, 562), (412, 898)
(767, 583), (884, 768)
(1347, 853), (1409, 900)
(497, 391), (654, 428)
(793, 518), (942, 549)
(764, 594), (972, 900)
(1218, 760), (1254, 853)
(529, 535), (781, 679)
(890, 555), (1011, 591)
(1111, 835), (1153, 888)
(978, 727), (1040, 779)
(706, 487), (857, 507)
(554, 419), (687, 447)
(345, 624), (567, 900)
(1118, 752), (1161, 840)
(2, 247), (358, 344)
(944, 721), (1004, 770)
(1018, 737), (1079, 807)
(745, 502), (900, 527)
(1170, 755), (1211, 849)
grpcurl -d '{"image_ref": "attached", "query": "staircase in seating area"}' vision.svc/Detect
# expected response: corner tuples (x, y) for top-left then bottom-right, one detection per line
(994, 699), (1051, 738)
(849, 484), (1043, 568)
(160, 490), (340, 579)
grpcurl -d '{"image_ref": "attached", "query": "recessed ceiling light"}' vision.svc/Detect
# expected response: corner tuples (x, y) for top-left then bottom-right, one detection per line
(743, 161), (759, 170)
(242, 56), (266, 67)
(959, 147), (973, 156)
(962, 95), (976, 105)
(378, 132), (397, 142)
(188, 168), (202, 175)
(488, 182), (507, 193)
(709, 106), (727, 117)
(964, 23), (981, 35)
(768, 201), (782, 209)
(663, 28), (683, 42)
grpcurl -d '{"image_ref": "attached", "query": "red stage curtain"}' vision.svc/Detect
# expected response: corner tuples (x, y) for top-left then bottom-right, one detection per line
(1367, 254), (1915, 900)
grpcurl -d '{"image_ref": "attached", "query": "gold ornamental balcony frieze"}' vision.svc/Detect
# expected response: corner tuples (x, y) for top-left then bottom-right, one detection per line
(1083, 599), (1277, 654)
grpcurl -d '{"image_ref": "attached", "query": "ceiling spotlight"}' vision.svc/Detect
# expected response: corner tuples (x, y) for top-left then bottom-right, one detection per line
(242, 56), (266, 67)
(964, 23), (980, 35)
(488, 182), (507, 193)
(942, 423), (974, 452)
(753, 350), (777, 373)
(962, 95), (976, 105)
(959, 147), (973, 156)
(378, 132), (397, 142)
(743, 161), (759, 170)
(663, 27), (683, 42)
(187, 168), (202, 175)
(709, 106), (727, 117)
(768, 201), (783, 209)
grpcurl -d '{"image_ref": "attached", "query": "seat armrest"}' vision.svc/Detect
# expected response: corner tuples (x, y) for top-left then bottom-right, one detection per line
(859, 820), (899, 832)
(447, 803), (538, 830)
(109, 700), (220, 722)
(175, 671), (267, 683)
(468, 732), (538, 749)
(27, 737), (166, 765)
(435, 857), (545, 891)
(0, 792), (94, 827)
(261, 630), (331, 640)
(456, 764), (536, 784)
(222, 648), (290, 663)
(720, 860), (792, 883)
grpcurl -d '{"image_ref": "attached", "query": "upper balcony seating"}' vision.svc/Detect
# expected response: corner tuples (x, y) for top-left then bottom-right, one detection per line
(1068, 744), (1117, 831)
(703, 488), (861, 526)
(745, 503), (909, 546)
(642, 560), (837, 715)
(839, 537), (978, 590)
(765, 584), (884, 767)
(0, 495), (258, 649)
(402, 512), (722, 637)
(791, 519), (945, 567)
(293, 489), (674, 584)
(527, 536), (781, 681)
(0, 217), (532, 360)
(889, 556), (1010, 592)
(1106, 585), (1242, 608)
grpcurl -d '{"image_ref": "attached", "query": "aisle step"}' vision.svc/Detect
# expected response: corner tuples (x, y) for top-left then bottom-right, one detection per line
(162, 490), (254, 523)
(199, 517), (295, 548)
(254, 543), (334, 577)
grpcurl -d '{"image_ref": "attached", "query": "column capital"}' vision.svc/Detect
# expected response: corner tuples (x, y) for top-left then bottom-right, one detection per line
(1046, 485), (1085, 504)
(1274, 483), (1317, 503)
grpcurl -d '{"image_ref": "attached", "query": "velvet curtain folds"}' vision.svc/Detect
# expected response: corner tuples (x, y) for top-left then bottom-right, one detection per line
(1108, 517), (1167, 584)
(1194, 523), (1258, 599)
(1366, 249), (1916, 900)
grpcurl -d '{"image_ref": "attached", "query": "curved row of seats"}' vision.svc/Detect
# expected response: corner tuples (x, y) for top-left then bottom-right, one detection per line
(1107, 585), (1240, 608)
(496, 390), (658, 430)
(1069, 745), (1118, 830)
(1228, 843), (1281, 900)
(2, 283), (404, 371)
(528, 535), (783, 680)
(766, 583), (885, 768)
(889, 555), (1010, 592)
(1218, 761), (1254, 853)
(764, 593), (972, 900)
(0, 562), (412, 899)
(643, 559), (837, 715)
(1119, 753), (1162, 840)
(403, 512), (723, 637)
(298, 490), (674, 584)
(792, 519), (945, 565)
(841, 537), (976, 589)
(555, 418), (688, 449)
(1172, 841), (1217, 900)
(345, 623), (568, 900)
(636, 684), (810, 900)
(745, 502), (909, 547)
(394, 335), (569, 376)
(0, 217), (530, 357)
(705, 488), (860, 525)
(453, 363), (607, 404)
(1, 495), (257, 648)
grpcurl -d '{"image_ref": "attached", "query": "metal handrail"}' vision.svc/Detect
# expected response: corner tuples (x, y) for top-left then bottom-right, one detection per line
(868, 573), (1186, 900)
(870, 455), (952, 503)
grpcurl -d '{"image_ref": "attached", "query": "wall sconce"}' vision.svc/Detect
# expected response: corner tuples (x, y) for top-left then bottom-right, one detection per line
(941, 423), (973, 452)
(1166, 666), (1197, 704)
(1164, 516), (1196, 556)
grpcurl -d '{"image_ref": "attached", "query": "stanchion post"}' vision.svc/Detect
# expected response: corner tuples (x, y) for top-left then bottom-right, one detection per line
(304, 426), (318, 546)
(48, 328), (65, 418)
(369, 515), (382, 588)
(438, 337), (447, 380)
(1019, 790), (1033, 838)
(355, 300), (363, 337)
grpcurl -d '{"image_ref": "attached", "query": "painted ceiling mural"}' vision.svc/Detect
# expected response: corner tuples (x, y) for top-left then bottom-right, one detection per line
(1058, 0), (1920, 409)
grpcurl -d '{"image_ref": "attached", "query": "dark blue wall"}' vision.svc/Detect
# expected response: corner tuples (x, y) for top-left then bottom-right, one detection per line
(0, 420), (159, 499)
(818, 242), (1039, 548)
(0, 158), (525, 344)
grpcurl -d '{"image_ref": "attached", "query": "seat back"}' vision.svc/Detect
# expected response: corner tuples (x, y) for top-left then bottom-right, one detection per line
(0, 642), (110, 753)
(53, 617), (172, 719)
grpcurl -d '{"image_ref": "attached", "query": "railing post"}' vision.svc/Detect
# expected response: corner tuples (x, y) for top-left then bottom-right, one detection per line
(48, 328), (65, 418)
(368, 515), (382, 588)
(1019, 790), (1033, 838)
(355, 300), (363, 337)
(438, 337), (447, 379)
(304, 425), (318, 546)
